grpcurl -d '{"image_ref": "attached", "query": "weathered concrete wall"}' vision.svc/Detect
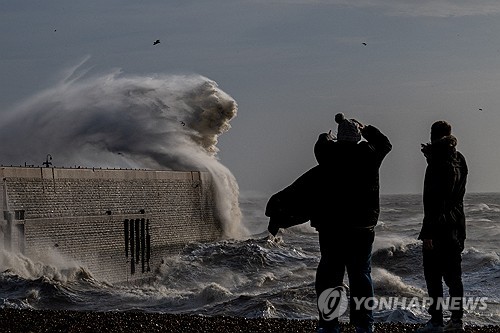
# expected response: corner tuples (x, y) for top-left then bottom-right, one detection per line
(0, 167), (222, 283)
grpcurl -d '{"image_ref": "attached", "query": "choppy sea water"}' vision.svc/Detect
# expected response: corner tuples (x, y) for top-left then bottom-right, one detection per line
(0, 193), (498, 325)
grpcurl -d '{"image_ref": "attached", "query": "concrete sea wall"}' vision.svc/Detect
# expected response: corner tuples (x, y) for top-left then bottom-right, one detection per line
(0, 167), (222, 284)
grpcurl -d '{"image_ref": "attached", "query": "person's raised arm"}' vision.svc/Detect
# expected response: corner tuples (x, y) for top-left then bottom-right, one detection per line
(360, 124), (392, 162)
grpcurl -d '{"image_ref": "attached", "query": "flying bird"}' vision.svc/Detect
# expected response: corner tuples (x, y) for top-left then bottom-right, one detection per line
(478, 108), (483, 111)
(180, 121), (186, 126)
(153, 39), (160, 45)
(362, 42), (367, 46)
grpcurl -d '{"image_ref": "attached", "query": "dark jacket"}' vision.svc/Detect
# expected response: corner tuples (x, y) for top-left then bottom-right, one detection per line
(418, 135), (468, 248)
(312, 125), (392, 230)
(265, 125), (391, 235)
(265, 166), (322, 235)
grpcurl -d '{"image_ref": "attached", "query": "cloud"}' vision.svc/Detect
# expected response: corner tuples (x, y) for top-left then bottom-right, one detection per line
(261, 0), (500, 17)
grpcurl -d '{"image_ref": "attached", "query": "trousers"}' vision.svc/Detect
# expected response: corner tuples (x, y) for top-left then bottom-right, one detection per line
(315, 227), (375, 329)
(423, 241), (464, 324)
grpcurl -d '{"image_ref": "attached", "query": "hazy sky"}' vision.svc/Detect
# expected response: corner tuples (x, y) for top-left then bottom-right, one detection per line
(2, 1), (500, 195)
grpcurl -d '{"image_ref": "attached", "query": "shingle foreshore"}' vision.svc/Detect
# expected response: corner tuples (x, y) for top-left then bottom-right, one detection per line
(0, 309), (498, 333)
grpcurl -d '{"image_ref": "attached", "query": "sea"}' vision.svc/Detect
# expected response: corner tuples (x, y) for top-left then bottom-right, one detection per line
(0, 192), (498, 326)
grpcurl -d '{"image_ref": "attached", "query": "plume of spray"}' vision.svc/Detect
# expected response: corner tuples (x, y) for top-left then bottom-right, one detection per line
(0, 248), (85, 282)
(0, 61), (247, 238)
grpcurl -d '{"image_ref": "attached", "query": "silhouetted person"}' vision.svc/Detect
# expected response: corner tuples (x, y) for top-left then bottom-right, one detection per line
(266, 114), (391, 333)
(416, 121), (468, 333)
(313, 113), (391, 333)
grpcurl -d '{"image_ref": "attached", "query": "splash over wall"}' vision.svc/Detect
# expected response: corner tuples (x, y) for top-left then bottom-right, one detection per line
(0, 64), (245, 238)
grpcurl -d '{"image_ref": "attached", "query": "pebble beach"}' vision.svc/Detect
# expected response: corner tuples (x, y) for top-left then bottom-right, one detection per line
(0, 309), (498, 333)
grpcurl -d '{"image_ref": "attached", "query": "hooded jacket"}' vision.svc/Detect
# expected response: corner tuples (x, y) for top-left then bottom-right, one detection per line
(418, 135), (468, 248)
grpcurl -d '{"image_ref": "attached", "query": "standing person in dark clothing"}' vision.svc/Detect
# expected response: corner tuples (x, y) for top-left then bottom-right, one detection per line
(416, 121), (468, 333)
(313, 113), (392, 333)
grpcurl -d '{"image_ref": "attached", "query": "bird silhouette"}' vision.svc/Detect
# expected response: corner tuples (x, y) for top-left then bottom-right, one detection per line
(479, 108), (483, 111)
(180, 121), (186, 126)
(153, 39), (160, 45)
(362, 42), (367, 46)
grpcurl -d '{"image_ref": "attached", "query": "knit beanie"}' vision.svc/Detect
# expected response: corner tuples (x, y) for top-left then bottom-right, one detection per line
(335, 113), (361, 142)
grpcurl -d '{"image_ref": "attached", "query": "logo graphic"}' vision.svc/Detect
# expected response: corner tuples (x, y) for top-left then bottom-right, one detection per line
(317, 286), (348, 321)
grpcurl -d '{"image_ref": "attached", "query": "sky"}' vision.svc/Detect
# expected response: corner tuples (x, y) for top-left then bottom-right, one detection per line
(1, 0), (500, 196)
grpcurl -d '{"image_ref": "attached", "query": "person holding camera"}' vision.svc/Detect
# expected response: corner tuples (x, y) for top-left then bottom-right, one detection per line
(313, 113), (392, 333)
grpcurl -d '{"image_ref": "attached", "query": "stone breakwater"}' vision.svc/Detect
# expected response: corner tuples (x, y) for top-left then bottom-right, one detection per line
(0, 309), (498, 333)
(0, 167), (222, 284)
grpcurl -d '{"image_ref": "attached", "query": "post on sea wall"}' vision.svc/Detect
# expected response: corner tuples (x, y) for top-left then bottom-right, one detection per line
(1, 177), (12, 251)
(1, 176), (26, 253)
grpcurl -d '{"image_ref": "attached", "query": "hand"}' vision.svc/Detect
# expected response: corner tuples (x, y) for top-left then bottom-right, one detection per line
(422, 239), (433, 250)
(421, 143), (431, 157)
(352, 119), (364, 130)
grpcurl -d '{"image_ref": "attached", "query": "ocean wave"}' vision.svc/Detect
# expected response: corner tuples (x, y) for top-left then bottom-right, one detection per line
(181, 238), (315, 270)
(0, 250), (95, 284)
(372, 240), (500, 283)
(197, 295), (281, 318)
(0, 268), (106, 311)
(198, 283), (233, 305)
(467, 203), (500, 213)
(372, 267), (425, 297)
(462, 247), (500, 271)
(194, 282), (317, 319)
(372, 241), (422, 277)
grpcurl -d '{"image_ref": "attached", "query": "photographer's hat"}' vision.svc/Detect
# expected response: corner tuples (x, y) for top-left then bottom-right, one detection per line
(335, 113), (361, 142)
